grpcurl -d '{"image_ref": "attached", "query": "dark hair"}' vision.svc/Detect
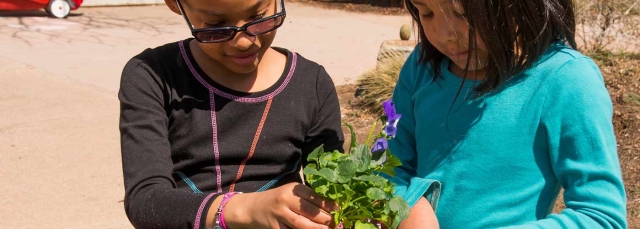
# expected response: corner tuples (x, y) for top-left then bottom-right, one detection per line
(405, 0), (576, 94)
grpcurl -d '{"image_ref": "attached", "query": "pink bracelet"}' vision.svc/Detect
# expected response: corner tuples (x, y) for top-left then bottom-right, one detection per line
(218, 192), (240, 229)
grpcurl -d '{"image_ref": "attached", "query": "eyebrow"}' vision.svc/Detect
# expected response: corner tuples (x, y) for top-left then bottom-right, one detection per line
(195, 0), (266, 16)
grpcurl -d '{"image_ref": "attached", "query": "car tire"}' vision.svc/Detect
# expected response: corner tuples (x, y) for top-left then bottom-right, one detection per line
(47, 0), (71, 18)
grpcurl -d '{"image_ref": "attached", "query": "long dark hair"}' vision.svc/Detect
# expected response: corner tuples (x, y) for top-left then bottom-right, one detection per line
(405, 0), (576, 94)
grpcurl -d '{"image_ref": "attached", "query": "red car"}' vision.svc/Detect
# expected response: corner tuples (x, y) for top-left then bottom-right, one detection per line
(0, 0), (83, 18)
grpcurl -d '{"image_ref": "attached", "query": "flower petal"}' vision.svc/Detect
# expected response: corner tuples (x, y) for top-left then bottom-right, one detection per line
(382, 99), (396, 119)
(371, 138), (388, 154)
(384, 124), (397, 138)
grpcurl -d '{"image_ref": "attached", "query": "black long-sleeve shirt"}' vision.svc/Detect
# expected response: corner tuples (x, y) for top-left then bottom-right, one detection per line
(118, 39), (344, 229)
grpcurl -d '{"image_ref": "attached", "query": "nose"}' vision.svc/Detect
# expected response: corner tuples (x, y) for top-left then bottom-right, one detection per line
(228, 30), (256, 51)
(432, 15), (459, 44)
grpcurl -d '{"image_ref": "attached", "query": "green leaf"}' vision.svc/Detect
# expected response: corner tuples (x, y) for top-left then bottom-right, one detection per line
(383, 183), (394, 193)
(379, 152), (402, 177)
(378, 166), (396, 177)
(342, 184), (356, 197)
(327, 161), (339, 169)
(355, 221), (378, 229)
(304, 167), (322, 188)
(331, 150), (348, 161)
(344, 123), (357, 151)
(328, 192), (344, 200)
(384, 153), (402, 168)
(389, 196), (410, 221)
(384, 203), (391, 214)
(309, 179), (327, 189)
(351, 181), (370, 193)
(303, 167), (319, 176)
(370, 149), (386, 167)
(366, 187), (386, 200)
(349, 144), (372, 172)
(315, 185), (330, 196)
(319, 152), (333, 167)
(377, 215), (391, 228)
(336, 160), (357, 183)
(391, 217), (401, 229)
(356, 175), (388, 184)
(317, 168), (337, 183)
(307, 145), (323, 163)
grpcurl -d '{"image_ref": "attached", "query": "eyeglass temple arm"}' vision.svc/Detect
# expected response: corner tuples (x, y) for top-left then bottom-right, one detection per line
(176, 0), (195, 29)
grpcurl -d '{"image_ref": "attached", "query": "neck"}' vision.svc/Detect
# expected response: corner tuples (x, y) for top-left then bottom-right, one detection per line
(189, 41), (286, 93)
(448, 61), (486, 81)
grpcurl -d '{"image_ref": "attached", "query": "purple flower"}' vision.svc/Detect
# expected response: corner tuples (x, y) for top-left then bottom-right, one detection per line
(337, 222), (344, 229)
(382, 99), (402, 138)
(371, 138), (388, 154)
(371, 138), (388, 163)
(382, 99), (398, 119)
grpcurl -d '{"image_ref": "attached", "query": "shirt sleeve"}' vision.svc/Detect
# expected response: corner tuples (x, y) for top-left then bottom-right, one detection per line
(387, 49), (442, 209)
(501, 57), (627, 229)
(119, 54), (221, 229)
(302, 66), (345, 161)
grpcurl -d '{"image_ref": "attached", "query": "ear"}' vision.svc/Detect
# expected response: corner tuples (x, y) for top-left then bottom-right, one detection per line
(164, 0), (182, 15)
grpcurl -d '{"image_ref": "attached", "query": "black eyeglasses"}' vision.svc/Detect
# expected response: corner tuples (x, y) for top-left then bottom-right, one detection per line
(176, 0), (286, 43)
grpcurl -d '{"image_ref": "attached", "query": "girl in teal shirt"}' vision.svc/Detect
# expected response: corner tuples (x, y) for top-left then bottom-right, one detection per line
(390, 0), (627, 228)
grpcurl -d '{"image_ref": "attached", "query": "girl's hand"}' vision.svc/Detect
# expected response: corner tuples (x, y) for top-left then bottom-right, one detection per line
(224, 183), (338, 229)
(398, 197), (439, 229)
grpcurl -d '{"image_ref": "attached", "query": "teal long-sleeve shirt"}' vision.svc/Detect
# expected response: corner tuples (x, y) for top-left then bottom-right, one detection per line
(389, 43), (627, 228)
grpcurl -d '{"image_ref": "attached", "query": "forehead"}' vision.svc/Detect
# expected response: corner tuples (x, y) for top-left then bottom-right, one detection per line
(187, 0), (270, 15)
(411, 0), (458, 8)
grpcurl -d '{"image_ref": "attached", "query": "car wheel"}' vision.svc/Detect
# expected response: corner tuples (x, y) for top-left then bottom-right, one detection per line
(47, 0), (71, 18)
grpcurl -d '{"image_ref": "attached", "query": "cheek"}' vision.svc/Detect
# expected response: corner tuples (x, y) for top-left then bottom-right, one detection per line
(257, 30), (277, 48)
(471, 35), (489, 59)
(198, 42), (224, 58)
(420, 20), (437, 44)
(453, 22), (470, 44)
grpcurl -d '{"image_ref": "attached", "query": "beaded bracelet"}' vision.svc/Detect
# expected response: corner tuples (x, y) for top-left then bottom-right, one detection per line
(213, 192), (240, 229)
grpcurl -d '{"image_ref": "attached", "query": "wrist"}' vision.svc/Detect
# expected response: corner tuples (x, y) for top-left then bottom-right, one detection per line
(222, 193), (251, 229)
(205, 195), (224, 229)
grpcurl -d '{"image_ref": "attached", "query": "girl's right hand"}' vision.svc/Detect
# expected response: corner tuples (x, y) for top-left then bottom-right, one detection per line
(224, 183), (338, 229)
(398, 197), (439, 229)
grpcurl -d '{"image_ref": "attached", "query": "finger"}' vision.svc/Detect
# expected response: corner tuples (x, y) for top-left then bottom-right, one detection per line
(281, 208), (331, 229)
(276, 222), (292, 229)
(292, 184), (339, 213)
(290, 198), (333, 226)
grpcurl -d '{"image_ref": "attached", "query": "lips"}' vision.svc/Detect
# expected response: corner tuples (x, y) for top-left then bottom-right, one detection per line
(451, 51), (469, 59)
(228, 52), (259, 66)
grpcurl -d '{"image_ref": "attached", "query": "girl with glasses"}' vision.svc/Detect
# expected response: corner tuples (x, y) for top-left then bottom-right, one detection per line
(118, 0), (344, 228)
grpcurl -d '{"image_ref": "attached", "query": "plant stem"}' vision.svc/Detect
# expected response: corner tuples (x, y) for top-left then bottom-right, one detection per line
(366, 120), (379, 147)
(341, 208), (358, 219)
(349, 196), (368, 206)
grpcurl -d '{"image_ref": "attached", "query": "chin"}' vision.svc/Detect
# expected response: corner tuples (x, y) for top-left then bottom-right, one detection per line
(226, 62), (259, 75)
